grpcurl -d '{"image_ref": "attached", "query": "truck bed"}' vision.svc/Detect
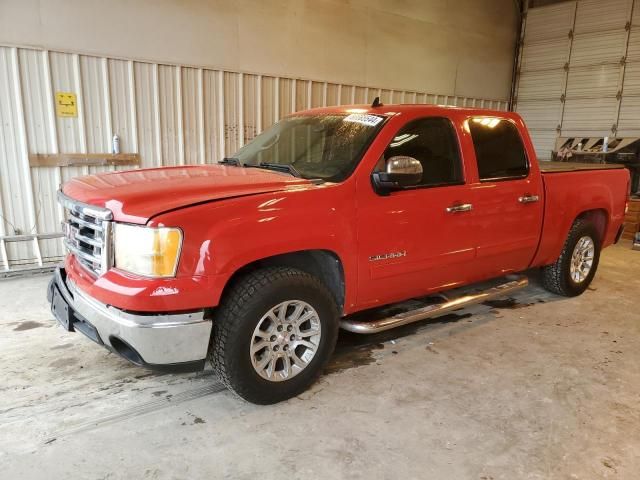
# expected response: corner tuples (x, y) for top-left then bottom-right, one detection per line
(539, 161), (627, 173)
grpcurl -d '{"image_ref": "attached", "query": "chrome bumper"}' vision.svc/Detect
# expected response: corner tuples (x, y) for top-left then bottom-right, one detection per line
(48, 267), (212, 371)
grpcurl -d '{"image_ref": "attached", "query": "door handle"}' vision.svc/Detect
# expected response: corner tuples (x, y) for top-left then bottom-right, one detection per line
(518, 194), (540, 204)
(446, 203), (473, 213)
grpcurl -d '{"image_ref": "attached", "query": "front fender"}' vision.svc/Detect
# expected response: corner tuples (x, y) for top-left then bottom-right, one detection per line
(149, 183), (358, 309)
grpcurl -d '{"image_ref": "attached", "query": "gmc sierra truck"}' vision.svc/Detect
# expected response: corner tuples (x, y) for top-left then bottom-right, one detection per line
(48, 103), (629, 404)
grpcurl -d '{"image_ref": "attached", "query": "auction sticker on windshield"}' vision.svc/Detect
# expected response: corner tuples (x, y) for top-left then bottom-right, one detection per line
(343, 114), (384, 127)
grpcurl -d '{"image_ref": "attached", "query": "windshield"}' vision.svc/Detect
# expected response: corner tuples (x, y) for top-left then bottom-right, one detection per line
(230, 113), (385, 182)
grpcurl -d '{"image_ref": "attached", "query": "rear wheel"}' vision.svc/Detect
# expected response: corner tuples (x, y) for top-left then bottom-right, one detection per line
(542, 218), (601, 297)
(210, 266), (339, 404)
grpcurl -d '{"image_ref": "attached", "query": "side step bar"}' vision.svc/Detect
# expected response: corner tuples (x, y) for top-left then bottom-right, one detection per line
(340, 276), (529, 334)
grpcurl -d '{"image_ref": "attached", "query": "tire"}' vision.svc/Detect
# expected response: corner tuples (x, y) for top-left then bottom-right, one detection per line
(542, 218), (601, 297)
(209, 266), (339, 404)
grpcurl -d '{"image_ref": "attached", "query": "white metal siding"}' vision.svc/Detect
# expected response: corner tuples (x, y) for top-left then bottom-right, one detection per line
(109, 59), (137, 169)
(18, 49), (64, 262)
(0, 47), (33, 265)
(0, 44), (508, 270)
(158, 65), (182, 167)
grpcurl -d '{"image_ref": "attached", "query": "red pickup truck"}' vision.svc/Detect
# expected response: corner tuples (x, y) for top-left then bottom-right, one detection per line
(48, 103), (629, 404)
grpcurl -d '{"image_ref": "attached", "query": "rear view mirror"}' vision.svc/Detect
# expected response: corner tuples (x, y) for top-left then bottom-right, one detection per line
(372, 156), (423, 195)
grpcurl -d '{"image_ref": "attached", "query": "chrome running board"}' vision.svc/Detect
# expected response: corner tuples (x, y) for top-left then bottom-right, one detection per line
(340, 276), (529, 334)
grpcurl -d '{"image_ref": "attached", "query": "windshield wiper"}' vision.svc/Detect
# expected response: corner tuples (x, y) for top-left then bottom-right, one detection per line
(220, 158), (303, 179)
(219, 157), (241, 166)
(249, 162), (302, 178)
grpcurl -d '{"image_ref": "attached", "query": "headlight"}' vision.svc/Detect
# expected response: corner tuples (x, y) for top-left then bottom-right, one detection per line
(114, 224), (182, 278)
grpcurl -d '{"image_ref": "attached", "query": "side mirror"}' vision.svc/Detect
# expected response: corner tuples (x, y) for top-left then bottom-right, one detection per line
(372, 156), (423, 195)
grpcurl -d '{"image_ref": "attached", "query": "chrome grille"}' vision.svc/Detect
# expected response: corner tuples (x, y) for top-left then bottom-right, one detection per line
(58, 191), (113, 276)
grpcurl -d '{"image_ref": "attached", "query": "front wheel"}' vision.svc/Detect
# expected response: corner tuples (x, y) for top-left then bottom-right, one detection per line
(542, 218), (601, 297)
(210, 267), (339, 404)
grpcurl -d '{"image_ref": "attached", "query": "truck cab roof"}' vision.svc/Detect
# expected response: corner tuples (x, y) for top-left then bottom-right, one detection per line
(294, 103), (519, 120)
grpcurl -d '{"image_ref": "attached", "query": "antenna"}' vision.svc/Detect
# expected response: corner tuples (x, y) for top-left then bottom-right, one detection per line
(371, 96), (382, 108)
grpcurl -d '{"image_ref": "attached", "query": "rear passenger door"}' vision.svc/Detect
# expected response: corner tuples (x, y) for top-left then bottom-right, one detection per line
(466, 117), (544, 276)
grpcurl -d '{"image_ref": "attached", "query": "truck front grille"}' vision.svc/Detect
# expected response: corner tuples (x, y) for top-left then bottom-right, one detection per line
(58, 191), (113, 276)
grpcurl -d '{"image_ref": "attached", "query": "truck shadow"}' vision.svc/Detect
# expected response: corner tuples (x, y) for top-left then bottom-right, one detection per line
(325, 271), (563, 375)
(326, 311), (473, 375)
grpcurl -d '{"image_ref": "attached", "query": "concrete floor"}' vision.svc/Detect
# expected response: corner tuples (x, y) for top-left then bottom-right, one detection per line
(1, 243), (639, 480)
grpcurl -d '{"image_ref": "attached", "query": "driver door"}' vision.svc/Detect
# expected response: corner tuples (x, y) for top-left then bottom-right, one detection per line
(355, 116), (478, 308)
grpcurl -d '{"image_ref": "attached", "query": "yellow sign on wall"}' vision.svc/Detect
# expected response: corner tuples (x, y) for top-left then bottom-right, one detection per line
(55, 92), (77, 117)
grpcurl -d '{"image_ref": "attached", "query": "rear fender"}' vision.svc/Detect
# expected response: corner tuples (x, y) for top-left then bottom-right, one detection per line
(532, 170), (627, 267)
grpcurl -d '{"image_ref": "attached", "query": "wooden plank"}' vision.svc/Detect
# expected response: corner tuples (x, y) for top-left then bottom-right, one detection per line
(29, 153), (140, 167)
(627, 199), (640, 213)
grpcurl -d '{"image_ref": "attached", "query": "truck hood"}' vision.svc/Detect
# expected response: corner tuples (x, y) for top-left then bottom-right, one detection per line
(62, 165), (313, 223)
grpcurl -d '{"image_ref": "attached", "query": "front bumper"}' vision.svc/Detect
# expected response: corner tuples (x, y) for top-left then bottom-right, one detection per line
(47, 266), (211, 372)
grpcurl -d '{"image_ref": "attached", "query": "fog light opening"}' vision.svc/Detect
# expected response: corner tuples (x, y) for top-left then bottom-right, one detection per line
(109, 336), (144, 366)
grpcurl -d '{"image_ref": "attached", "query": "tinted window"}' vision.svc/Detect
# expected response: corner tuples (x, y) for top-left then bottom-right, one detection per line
(468, 118), (528, 180)
(377, 117), (463, 187)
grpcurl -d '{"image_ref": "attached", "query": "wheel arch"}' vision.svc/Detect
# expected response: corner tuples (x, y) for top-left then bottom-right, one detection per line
(219, 249), (346, 313)
(575, 208), (609, 243)
(532, 206), (611, 268)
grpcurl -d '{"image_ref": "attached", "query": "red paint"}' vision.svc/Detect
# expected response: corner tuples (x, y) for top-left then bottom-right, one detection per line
(64, 254), (225, 312)
(62, 105), (629, 314)
(63, 164), (312, 224)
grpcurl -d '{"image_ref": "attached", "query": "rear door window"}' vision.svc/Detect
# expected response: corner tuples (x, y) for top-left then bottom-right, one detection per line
(468, 118), (528, 181)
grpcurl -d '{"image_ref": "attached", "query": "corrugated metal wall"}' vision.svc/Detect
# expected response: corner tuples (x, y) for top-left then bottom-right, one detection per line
(515, 0), (640, 159)
(0, 44), (509, 272)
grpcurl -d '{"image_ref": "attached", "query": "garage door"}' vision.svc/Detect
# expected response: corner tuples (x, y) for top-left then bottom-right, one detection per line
(515, 0), (638, 159)
(515, 2), (575, 159)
